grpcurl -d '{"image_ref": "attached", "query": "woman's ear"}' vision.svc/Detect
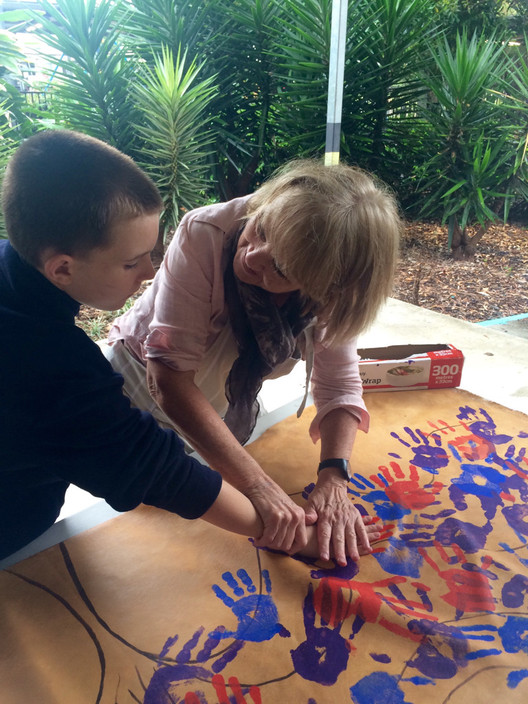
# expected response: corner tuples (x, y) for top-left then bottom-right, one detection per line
(41, 253), (75, 288)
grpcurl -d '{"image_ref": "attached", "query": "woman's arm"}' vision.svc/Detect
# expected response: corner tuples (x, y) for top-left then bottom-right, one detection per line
(202, 478), (381, 564)
(147, 358), (310, 554)
(305, 408), (372, 565)
(308, 334), (369, 442)
(304, 334), (372, 564)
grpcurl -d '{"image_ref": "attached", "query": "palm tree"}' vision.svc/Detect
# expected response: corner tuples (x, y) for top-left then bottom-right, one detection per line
(131, 46), (217, 244)
(418, 31), (511, 257)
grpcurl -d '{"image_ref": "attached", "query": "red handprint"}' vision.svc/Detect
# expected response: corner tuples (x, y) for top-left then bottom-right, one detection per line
(371, 461), (443, 510)
(448, 432), (495, 462)
(313, 575), (436, 642)
(211, 674), (261, 704)
(419, 541), (497, 618)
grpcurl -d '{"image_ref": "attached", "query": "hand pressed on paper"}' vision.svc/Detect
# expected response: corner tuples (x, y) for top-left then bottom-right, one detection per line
(249, 475), (313, 554)
(304, 476), (372, 565)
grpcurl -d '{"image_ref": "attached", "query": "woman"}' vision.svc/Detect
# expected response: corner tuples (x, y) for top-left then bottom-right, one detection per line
(104, 159), (401, 565)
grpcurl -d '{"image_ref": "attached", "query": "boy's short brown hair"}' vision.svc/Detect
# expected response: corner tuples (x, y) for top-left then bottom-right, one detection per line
(2, 129), (162, 267)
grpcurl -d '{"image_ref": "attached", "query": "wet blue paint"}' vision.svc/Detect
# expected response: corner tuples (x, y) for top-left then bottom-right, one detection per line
(210, 569), (290, 642)
(508, 669), (528, 688)
(370, 652), (391, 663)
(498, 615), (528, 654)
(372, 537), (424, 578)
(502, 573), (528, 608)
(406, 620), (469, 680)
(350, 672), (413, 703)
(290, 584), (350, 686)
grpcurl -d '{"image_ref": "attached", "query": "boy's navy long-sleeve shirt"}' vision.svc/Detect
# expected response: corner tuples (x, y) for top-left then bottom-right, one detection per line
(0, 241), (222, 559)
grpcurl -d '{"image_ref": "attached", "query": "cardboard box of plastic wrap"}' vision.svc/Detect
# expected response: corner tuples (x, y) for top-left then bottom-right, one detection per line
(357, 344), (464, 392)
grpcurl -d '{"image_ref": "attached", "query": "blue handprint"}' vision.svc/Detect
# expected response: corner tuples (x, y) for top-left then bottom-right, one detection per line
(406, 619), (470, 679)
(372, 535), (424, 578)
(503, 503), (528, 542)
(457, 406), (513, 445)
(370, 516), (436, 578)
(390, 427), (449, 473)
(350, 671), (413, 704)
(503, 464), (528, 501)
(434, 515), (493, 554)
(498, 615), (528, 654)
(404, 617), (526, 692)
(399, 518), (436, 549)
(503, 441), (527, 468)
(493, 445), (528, 500)
(373, 509), (494, 577)
(373, 512), (493, 577)
(348, 473), (410, 520)
(143, 626), (244, 704)
(209, 568), (290, 642)
(503, 573), (528, 608)
(290, 583), (351, 686)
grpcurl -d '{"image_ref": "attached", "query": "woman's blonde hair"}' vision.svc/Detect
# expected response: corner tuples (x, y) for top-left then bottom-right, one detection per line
(246, 159), (402, 345)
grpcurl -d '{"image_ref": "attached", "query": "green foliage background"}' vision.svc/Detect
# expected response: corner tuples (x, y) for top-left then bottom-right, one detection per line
(1, 0), (527, 256)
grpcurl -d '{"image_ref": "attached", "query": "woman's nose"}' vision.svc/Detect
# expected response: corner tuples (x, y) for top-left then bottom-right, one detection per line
(245, 243), (268, 271)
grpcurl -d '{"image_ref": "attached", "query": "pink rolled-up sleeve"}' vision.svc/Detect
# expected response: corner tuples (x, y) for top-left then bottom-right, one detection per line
(142, 213), (229, 372)
(308, 333), (369, 442)
(109, 197), (249, 374)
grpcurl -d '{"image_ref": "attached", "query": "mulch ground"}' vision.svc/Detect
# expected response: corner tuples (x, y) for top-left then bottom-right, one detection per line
(392, 221), (528, 323)
(77, 221), (528, 340)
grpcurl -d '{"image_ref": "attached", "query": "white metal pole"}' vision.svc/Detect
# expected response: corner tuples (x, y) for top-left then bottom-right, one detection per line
(325, 0), (348, 165)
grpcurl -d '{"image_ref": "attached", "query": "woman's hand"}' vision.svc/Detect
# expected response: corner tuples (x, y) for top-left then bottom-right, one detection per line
(304, 470), (372, 565)
(248, 476), (314, 554)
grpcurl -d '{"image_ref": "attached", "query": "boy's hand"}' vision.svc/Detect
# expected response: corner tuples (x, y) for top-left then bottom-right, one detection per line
(298, 515), (382, 563)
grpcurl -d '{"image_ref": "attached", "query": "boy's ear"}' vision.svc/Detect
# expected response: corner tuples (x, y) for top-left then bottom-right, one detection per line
(42, 253), (75, 287)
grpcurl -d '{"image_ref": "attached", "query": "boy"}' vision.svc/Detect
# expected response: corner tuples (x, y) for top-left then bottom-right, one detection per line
(0, 130), (378, 562)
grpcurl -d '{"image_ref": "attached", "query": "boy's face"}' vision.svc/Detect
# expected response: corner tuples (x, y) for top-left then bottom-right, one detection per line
(63, 212), (159, 311)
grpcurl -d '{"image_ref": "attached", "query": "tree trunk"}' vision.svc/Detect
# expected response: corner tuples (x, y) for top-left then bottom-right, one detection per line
(450, 219), (490, 260)
(451, 221), (473, 260)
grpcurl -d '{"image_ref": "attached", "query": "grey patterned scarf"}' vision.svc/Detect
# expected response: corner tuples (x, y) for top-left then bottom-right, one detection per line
(223, 233), (314, 444)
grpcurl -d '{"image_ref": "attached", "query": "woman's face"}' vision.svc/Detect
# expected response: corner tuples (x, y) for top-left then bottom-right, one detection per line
(233, 216), (299, 294)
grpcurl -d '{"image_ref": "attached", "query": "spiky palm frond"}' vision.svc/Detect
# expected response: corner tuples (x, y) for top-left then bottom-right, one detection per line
(131, 46), (218, 237)
(34, 0), (137, 152)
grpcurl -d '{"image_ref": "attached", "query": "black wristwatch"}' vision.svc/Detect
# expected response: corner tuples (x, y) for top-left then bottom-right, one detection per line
(317, 458), (352, 481)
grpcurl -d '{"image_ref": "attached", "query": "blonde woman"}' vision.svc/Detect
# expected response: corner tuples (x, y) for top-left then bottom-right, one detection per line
(104, 160), (401, 565)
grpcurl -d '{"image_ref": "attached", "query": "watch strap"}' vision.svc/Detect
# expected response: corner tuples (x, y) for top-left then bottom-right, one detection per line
(317, 458), (351, 480)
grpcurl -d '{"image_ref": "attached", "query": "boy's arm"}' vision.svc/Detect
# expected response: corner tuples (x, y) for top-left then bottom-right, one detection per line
(201, 482), (381, 564)
(147, 360), (308, 554)
(201, 480), (263, 537)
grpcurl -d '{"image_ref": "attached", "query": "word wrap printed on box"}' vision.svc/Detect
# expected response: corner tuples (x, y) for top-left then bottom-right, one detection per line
(357, 343), (464, 392)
